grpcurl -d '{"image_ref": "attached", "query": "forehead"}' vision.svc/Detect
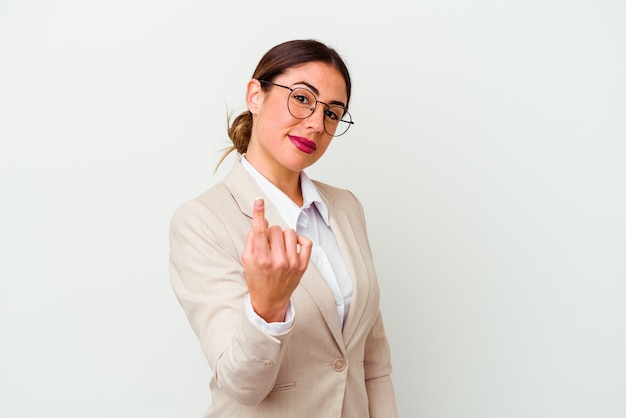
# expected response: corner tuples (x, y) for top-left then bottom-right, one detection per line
(277, 62), (348, 103)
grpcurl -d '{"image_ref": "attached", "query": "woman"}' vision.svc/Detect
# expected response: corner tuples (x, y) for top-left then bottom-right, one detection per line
(169, 39), (397, 417)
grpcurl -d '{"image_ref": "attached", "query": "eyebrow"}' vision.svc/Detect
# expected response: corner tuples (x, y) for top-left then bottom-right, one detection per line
(292, 80), (347, 108)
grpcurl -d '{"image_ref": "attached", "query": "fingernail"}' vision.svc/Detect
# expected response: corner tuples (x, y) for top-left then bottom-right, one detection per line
(254, 197), (264, 208)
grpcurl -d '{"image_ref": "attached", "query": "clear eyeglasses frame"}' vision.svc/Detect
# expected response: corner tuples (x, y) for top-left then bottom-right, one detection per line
(257, 79), (354, 137)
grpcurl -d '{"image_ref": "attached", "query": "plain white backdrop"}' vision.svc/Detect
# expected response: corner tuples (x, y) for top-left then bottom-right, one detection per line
(1, 1), (625, 417)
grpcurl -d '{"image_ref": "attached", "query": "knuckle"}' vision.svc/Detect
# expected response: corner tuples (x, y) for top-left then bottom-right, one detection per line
(256, 257), (272, 269)
(273, 255), (288, 270)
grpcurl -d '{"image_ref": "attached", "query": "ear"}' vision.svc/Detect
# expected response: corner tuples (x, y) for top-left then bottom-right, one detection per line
(246, 79), (264, 114)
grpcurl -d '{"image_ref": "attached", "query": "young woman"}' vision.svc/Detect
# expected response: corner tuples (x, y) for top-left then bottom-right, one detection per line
(169, 39), (397, 417)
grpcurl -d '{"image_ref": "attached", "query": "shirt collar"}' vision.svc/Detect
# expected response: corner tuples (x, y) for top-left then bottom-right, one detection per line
(241, 155), (330, 229)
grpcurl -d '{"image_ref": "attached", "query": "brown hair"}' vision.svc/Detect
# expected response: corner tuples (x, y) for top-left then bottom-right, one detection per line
(218, 39), (352, 166)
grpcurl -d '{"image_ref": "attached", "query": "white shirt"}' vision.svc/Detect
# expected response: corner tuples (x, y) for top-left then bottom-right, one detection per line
(241, 155), (353, 334)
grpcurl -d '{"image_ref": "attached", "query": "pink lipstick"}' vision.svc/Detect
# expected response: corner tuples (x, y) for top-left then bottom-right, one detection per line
(288, 135), (317, 154)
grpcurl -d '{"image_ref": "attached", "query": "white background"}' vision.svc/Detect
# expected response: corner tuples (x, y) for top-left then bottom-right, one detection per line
(1, 1), (625, 417)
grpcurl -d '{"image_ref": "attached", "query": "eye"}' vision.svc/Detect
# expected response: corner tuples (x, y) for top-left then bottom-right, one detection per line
(290, 88), (315, 107)
(324, 109), (339, 121)
(293, 94), (310, 104)
(324, 106), (345, 121)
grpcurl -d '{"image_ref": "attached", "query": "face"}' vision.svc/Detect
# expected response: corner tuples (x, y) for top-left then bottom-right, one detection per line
(245, 61), (349, 181)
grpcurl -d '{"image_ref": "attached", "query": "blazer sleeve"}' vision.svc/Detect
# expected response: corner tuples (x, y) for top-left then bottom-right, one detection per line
(348, 190), (398, 417)
(169, 198), (293, 406)
(364, 310), (398, 418)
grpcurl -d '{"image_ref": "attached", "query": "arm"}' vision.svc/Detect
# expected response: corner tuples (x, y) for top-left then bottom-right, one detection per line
(169, 196), (311, 406)
(348, 190), (398, 417)
(364, 310), (398, 418)
(169, 199), (292, 405)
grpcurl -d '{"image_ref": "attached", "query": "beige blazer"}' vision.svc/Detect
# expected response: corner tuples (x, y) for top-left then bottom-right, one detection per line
(169, 159), (397, 418)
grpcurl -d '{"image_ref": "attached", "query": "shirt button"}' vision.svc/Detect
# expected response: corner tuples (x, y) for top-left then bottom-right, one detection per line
(335, 297), (343, 306)
(263, 360), (274, 367)
(333, 357), (346, 371)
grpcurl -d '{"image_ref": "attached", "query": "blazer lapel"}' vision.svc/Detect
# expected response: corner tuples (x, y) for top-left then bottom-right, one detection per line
(318, 187), (371, 347)
(224, 159), (347, 351)
(299, 267), (346, 351)
(224, 159), (288, 230)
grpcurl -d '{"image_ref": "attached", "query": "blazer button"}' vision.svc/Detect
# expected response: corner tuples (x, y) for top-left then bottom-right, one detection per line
(333, 357), (346, 372)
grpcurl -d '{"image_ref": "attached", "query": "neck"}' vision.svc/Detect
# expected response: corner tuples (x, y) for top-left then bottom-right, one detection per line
(244, 155), (304, 206)
(272, 172), (303, 206)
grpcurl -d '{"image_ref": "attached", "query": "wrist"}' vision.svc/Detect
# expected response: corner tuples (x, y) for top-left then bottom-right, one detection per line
(250, 297), (289, 323)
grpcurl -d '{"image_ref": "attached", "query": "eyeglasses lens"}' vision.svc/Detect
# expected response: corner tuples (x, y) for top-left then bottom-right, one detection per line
(287, 88), (352, 137)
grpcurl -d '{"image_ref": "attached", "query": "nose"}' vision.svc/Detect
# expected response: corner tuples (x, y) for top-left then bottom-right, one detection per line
(305, 104), (326, 133)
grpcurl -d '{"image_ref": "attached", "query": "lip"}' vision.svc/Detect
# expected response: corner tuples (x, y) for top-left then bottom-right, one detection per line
(288, 135), (317, 154)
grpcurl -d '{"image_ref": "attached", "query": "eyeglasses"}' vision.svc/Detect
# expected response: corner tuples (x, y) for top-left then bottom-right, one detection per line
(258, 80), (354, 137)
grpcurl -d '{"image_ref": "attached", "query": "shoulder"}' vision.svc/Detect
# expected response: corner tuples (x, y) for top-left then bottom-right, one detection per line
(312, 179), (362, 209)
(170, 181), (248, 240)
(172, 181), (231, 220)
